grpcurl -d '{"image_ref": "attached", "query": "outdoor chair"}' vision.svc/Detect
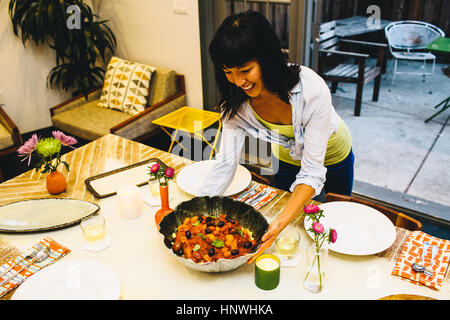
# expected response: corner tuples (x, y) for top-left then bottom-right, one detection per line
(0, 105), (23, 182)
(50, 58), (186, 142)
(324, 192), (422, 231)
(384, 20), (445, 86)
(318, 20), (388, 116)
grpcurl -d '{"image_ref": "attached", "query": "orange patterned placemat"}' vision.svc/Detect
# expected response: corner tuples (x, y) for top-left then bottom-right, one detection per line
(0, 237), (71, 299)
(392, 231), (450, 290)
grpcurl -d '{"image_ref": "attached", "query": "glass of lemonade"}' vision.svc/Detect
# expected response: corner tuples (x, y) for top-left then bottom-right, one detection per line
(275, 229), (300, 259)
(148, 179), (160, 197)
(80, 215), (106, 243)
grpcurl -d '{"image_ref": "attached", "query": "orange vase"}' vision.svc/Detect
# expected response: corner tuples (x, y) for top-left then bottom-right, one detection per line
(155, 184), (173, 228)
(46, 170), (67, 195)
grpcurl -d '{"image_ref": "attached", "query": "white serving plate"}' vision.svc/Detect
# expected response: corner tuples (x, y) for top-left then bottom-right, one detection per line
(12, 259), (121, 300)
(304, 201), (396, 255)
(176, 160), (251, 196)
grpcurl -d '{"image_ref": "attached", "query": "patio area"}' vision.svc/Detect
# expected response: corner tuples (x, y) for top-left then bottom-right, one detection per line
(330, 58), (450, 237)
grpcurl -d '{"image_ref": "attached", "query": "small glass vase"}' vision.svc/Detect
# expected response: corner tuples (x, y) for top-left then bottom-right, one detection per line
(303, 242), (328, 294)
(154, 184), (173, 228)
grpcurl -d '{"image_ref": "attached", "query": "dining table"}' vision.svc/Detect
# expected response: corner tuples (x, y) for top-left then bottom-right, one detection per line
(0, 133), (449, 300)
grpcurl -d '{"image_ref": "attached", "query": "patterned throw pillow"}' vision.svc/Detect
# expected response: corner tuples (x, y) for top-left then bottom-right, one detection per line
(98, 57), (156, 115)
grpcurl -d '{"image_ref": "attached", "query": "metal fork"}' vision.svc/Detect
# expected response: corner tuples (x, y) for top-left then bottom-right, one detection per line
(424, 245), (438, 278)
(0, 247), (40, 280)
(412, 241), (430, 273)
(248, 190), (268, 206)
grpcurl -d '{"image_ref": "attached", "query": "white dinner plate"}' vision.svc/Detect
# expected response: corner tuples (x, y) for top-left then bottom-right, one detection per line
(176, 160), (252, 196)
(304, 202), (396, 255)
(12, 259), (121, 300)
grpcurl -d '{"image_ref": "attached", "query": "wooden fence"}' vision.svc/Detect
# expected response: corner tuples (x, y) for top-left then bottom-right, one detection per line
(226, 0), (290, 48)
(226, 0), (449, 43)
(321, 0), (449, 36)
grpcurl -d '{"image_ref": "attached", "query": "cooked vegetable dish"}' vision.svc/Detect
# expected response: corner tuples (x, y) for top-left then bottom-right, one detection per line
(166, 214), (257, 263)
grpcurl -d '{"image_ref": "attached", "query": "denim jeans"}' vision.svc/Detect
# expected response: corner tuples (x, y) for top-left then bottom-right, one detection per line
(272, 149), (355, 202)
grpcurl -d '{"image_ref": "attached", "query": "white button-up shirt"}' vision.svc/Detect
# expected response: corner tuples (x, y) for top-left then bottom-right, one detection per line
(199, 66), (340, 196)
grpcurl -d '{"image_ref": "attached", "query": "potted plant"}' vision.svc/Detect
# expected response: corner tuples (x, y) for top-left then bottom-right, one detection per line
(17, 130), (77, 194)
(8, 0), (116, 98)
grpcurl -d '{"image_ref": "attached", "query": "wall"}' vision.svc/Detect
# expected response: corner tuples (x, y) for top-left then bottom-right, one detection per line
(0, 0), (203, 133)
(0, 1), (72, 133)
(92, 0), (203, 108)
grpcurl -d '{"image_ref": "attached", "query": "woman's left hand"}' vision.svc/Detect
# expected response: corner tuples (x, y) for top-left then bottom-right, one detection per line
(248, 218), (286, 264)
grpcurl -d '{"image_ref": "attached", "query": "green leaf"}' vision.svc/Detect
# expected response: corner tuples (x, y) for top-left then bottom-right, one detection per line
(197, 233), (205, 240)
(234, 228), (243, 236)
(211, 239), (224, 248)
(193, 244), (200, 252)
(192, 221), (200, 227)
(61, 161), (70, 172)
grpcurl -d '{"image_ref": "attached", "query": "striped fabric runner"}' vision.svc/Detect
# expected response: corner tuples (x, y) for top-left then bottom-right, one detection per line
(231, 181), (278, 211)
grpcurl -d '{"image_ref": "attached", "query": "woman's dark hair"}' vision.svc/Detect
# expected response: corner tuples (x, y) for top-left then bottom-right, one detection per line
(209, 11), (300, 120)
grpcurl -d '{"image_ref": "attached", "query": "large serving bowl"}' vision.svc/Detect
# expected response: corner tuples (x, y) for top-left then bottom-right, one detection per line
(159, 196), (269, 272)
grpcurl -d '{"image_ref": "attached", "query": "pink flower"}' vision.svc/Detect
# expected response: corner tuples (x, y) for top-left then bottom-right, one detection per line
(150, 163), (160, 173)
(52, 131), (77, 148)
(304, 204), (320, 214)
(164, 167), (174, 178)
(17, 134), (39, 166)
(330, 229), (337, 243)
(312, 222), (324, 234)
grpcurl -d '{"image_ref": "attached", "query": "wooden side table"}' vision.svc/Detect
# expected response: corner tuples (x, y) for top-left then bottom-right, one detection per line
(152, 106), (222, 159)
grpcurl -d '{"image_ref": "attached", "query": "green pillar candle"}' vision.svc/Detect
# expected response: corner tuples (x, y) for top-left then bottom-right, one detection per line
(255, 254), (280, 290)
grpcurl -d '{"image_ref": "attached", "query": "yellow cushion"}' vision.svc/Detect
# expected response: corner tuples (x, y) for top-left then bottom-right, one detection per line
(0, 123), (14, 150)
(98, 57), (156, 115)
(51, 99), (132, 141)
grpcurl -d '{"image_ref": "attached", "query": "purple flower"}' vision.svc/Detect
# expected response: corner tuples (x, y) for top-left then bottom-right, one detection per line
(330, 229), (337, 243)
(312, 222), (324, 234)
(150, 163), (160, 173)
(52, 131), (77, 148)
(164, 167), (174, 178)
(17, 134), (39, 166)
(304, 204), (320, 214)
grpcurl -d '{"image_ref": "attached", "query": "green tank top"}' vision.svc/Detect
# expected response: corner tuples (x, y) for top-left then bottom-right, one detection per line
(250, 106), (352, 166)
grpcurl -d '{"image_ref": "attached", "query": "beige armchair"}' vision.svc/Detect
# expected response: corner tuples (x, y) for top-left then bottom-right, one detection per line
(50, 66), (187, 142)
(0, 105), (23, 181)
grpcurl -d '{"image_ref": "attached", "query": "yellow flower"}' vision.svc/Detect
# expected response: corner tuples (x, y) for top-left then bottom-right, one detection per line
(35, 138), (62, 158)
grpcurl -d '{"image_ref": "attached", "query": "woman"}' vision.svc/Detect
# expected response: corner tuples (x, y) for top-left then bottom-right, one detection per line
(199, 11), (354, 263)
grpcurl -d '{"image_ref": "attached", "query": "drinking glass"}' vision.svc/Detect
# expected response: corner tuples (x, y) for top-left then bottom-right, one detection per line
(80, 215), (106, 243)
(275, 229), (300, 259)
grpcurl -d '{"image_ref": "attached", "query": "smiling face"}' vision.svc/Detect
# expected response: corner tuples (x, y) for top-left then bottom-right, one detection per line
(223, 60), (266, 98)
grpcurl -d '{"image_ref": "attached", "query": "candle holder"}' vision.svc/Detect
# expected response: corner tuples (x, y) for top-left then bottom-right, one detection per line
(254, 254), (280, 290)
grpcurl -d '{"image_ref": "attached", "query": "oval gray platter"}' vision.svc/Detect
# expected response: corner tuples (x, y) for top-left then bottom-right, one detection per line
(0, 198), (100, 233)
